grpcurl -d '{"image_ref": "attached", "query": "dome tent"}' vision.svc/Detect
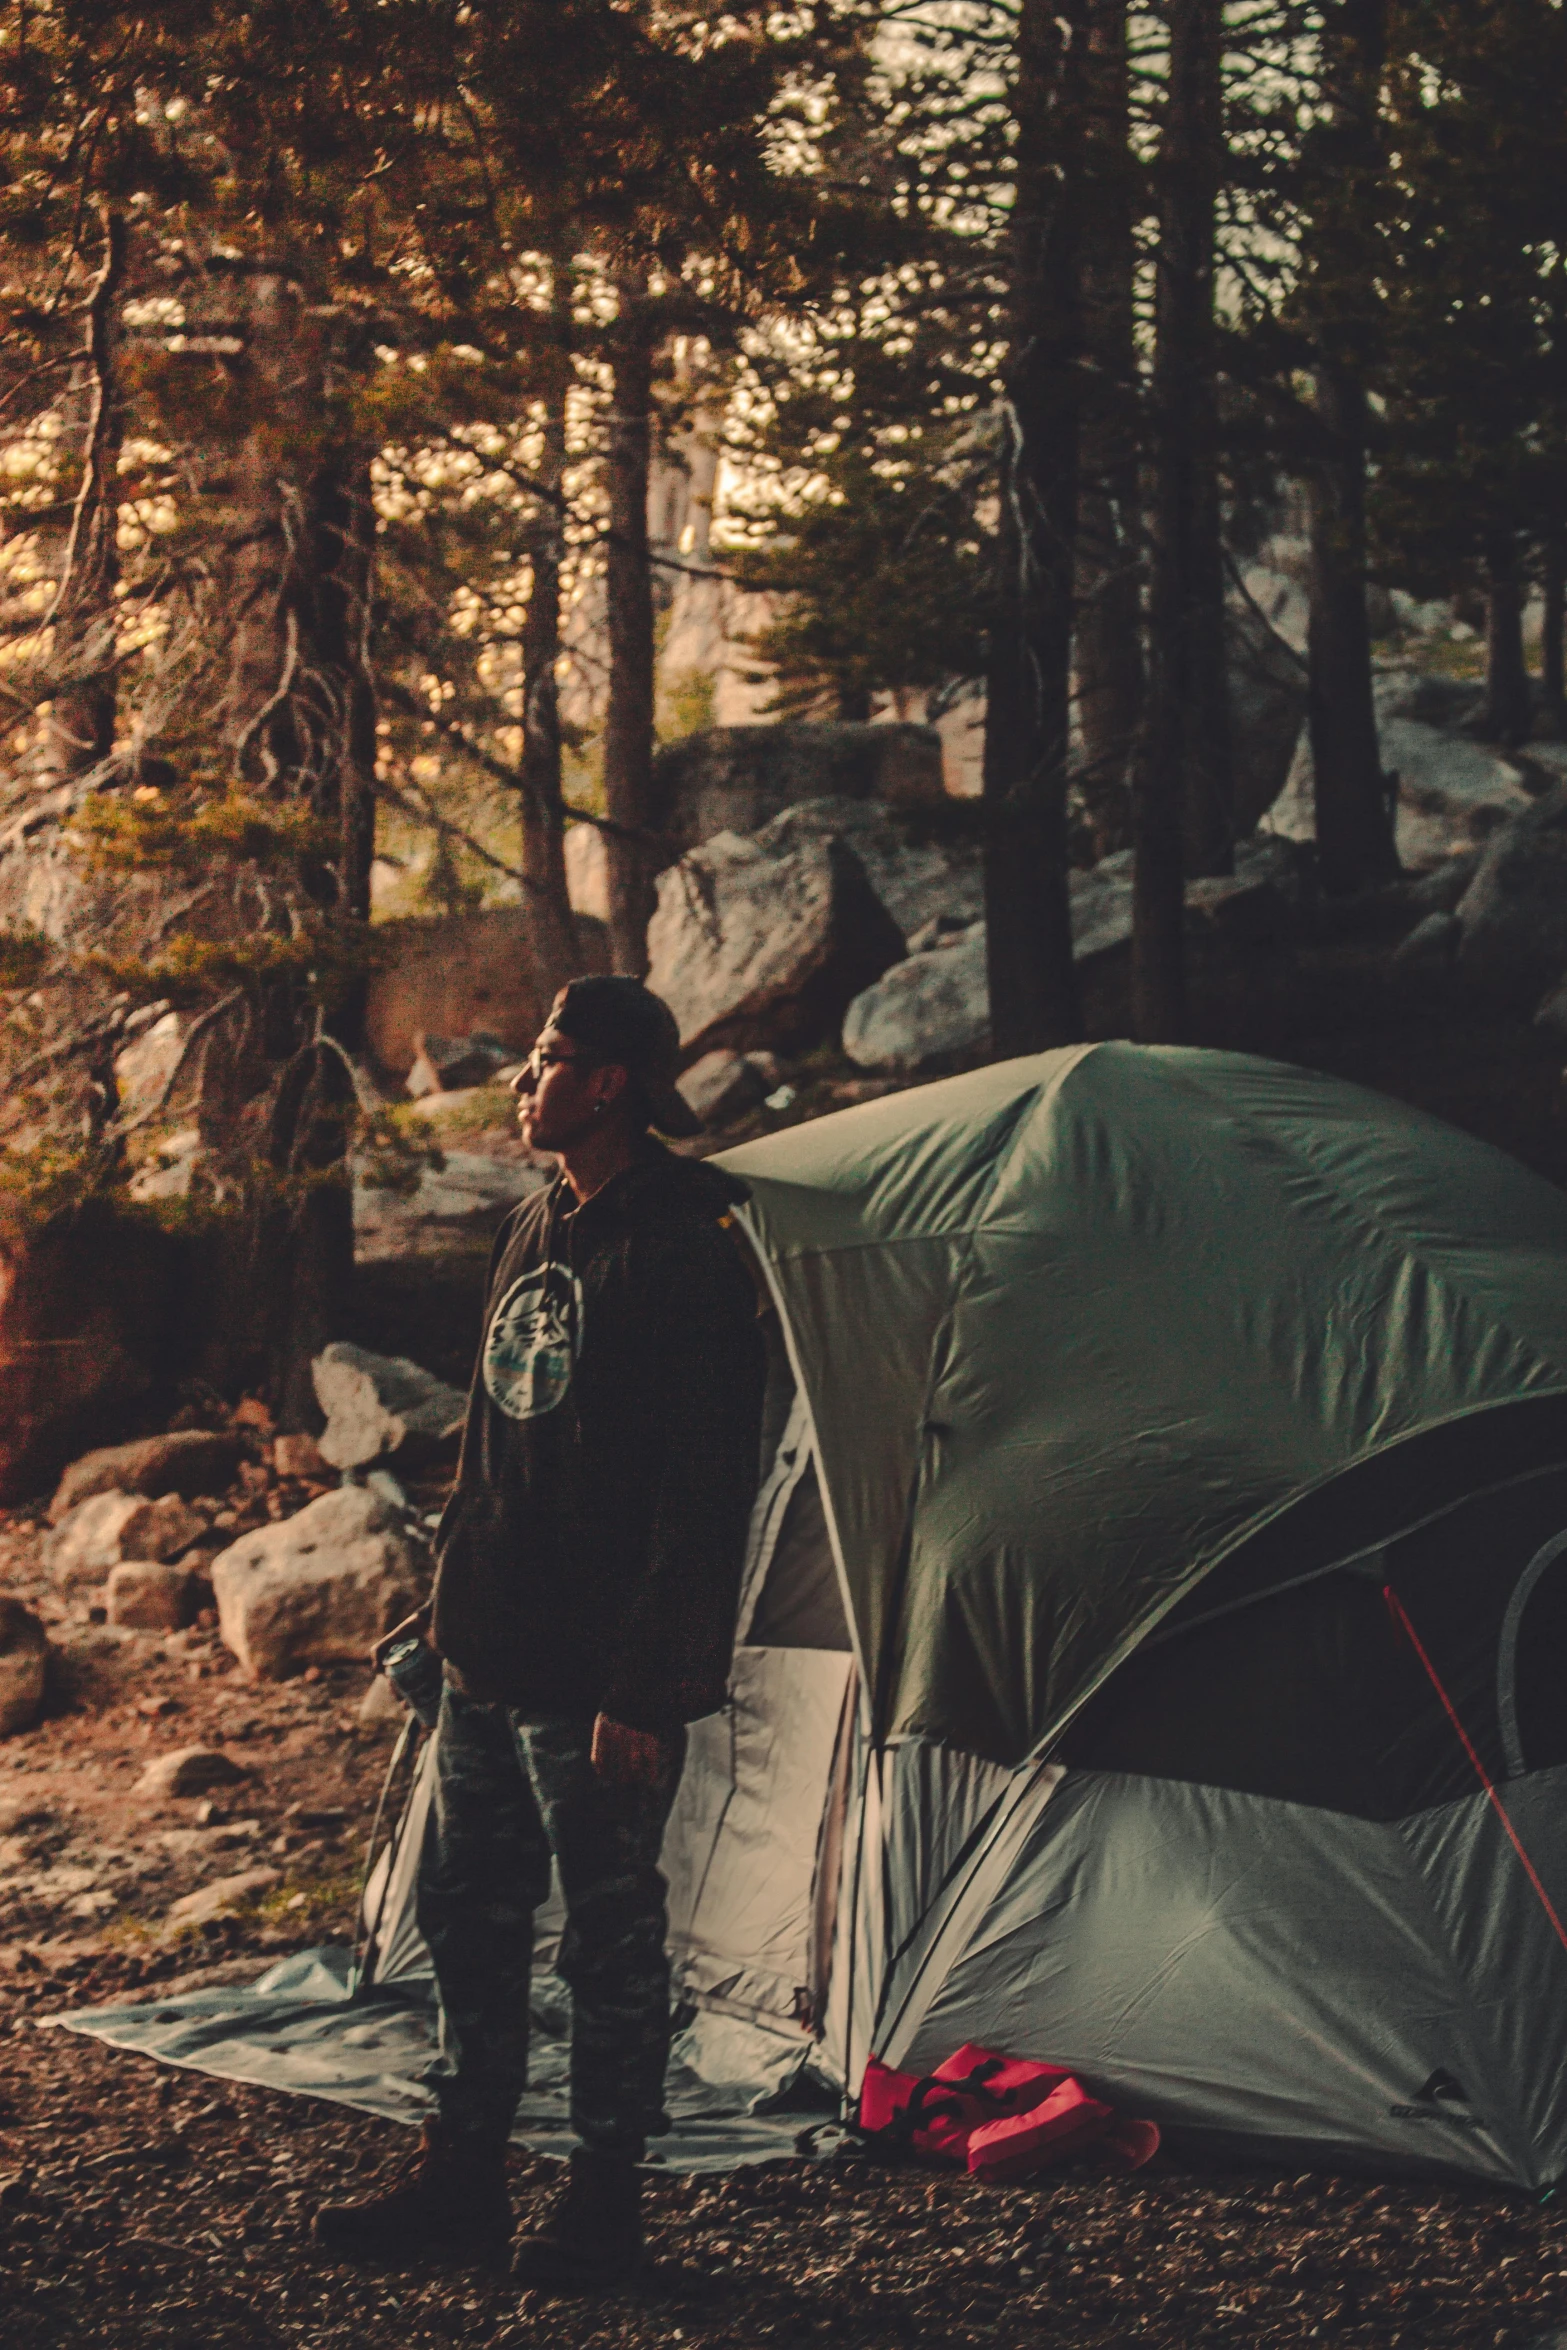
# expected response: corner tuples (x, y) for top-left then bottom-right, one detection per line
(351, 1044), (1567, 2182)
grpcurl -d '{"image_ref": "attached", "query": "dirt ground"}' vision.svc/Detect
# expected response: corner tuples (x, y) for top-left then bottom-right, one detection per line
(2, 1442), (1566, 2349)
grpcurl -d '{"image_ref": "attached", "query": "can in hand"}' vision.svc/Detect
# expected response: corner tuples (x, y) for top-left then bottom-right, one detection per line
(373, 1611), (445, 1729)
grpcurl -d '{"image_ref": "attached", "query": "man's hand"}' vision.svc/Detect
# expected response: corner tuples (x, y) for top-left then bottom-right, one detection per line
(591, 1712), (666, 1789)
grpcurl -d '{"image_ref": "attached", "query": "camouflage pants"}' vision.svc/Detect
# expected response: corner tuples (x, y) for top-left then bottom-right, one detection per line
(416, 1681), (685, 2161)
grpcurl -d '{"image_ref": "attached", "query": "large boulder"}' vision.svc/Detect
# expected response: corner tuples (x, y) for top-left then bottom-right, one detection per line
(749, 799), (984, 946)
(46, 1489), (206, 1590)
(651, 722), (947, 860)
(0, 1598), (49, 1736)
(676, 1050), (770, 1130)
(311, 1342), (467, 1471)
(1266, 671), (1531, 868)
(844, 839), (1296, 1075)
(364, 906), (610, 1084)
(1454, 787), (1567, 1009)
(646, 819), (906, 1061)
(210, 1483), (427, 1680)
(50, 1428), (241, 1522)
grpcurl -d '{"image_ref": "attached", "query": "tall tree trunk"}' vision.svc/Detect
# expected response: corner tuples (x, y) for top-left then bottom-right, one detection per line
(210, 262), (377, 1424)
(1303, 0), (1400, 893)
(518, 268), (581, 1007)
(602, 289), (658, 978)
(1479, 537), (1533, 747)
(1542, 529), (1565, 736)
(43, 209), (126, 780)
(1133, 0), (1229, 1041)
(1307, 361), (1399, 889)
(982, 0), (1088, 1057)
(1074, 0), (1144, 858)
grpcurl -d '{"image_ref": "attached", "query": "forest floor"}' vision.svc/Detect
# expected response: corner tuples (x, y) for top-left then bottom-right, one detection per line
(6, 874), (1567, 2348)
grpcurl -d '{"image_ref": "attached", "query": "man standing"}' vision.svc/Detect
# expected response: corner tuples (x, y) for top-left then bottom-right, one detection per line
(317, 978), (766, 2289)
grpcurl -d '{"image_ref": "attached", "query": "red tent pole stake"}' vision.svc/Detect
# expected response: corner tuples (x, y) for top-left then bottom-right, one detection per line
(1382, 1583), (1567, 1958)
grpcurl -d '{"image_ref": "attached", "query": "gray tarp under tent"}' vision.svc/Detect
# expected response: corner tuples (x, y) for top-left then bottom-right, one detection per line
(59, 1043), (1567, 2183)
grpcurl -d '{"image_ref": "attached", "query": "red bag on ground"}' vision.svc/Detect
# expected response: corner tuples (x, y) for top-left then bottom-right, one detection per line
(859, 2044), (1075, 2164)
(966, 2077), (1113, 2183)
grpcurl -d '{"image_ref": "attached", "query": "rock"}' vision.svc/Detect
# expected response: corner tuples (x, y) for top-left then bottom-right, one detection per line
(646, 821), (906, 1061)
(1402, 852), (1482, 915)
(167, 1866), (281, 1926)
(406, 1028), (513, 1098)
(50, 1429), (242, 1521)
(677, 1050), (768, 1130)
(135, 1745), (248, 1800)
(105, 1560), (198, 1633)
(748, 799), (984, 946)
(843, 924), (990, 1075)
(1268, 693), (1531, 868)
(907, 913), (976, 954)
(46, 1490), (206, 1590)
(112, 1009), (189, 1126)
(1392, 910), (1462, 974)
(1228, 575), (1309, 830)
(357, 1672), (406, 1727)
(651, 722), (947, 860)
(843, 837), (1299, 1075)
(1456, 788), (1567, 1009)
(210, 1483), (426, 1681)
(128, 1129), (203, 1203)
(564, 822), (610, 921)
(353, 1149), (547, 1262)
(273, 1431), (328, 1481)
(311, 1342), (466, 1471)
(0, 1599), (49, 1737)
(364, 903), (610, 1085)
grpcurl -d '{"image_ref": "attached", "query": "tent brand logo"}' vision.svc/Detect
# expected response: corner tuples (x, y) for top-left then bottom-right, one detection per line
(1390, 2071), (1485, 2128)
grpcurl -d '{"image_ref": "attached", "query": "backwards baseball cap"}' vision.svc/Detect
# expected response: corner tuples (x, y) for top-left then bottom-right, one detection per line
(543, 976), (701, 1138)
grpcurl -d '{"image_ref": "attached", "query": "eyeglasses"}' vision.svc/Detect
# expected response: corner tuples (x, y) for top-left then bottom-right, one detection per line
(515, 1043), (593, 1090)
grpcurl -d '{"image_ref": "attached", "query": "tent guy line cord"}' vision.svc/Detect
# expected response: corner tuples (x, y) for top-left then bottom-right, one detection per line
(1382, 1584), (1567, 1960)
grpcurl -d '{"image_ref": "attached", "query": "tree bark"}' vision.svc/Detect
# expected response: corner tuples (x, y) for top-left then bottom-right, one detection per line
(1542, 529), (1565, 736)
(43, 209), (126, 780)
(518, 265), (581, 1008)
(982, 0), (1087, 1058)
(1133, 0), (1230, 1041)
(1074, 0), (1144, 858)
(1302, 0), (1400, 893)
(602, 289), (658, 977)
(1479, 536), (1533, 747)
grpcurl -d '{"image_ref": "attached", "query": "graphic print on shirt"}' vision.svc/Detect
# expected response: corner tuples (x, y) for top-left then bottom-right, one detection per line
(483, 1260), (584, 1420)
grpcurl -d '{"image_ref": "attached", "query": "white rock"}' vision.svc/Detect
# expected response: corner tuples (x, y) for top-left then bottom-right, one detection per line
(353, 1150), (546, 1262)
(752, 799), (984, 943)
(167, 1866), (281, 1925)
(564, 821), (610, 921)
(210, 1483), (426, 1681)
(311, 1342), (466, 1471)
(1228, 576), (1309, 829)
(46, 1490), (205, 1590)
(646, 818), (905, 1060)
(135, 1744), (248, 1799)
(1266, 693), (1530, 868)
(112, 1009), (188, 1125)
(0, 1599), (49, 1737)
(105, 1560), (197, 1632)
(1456, 787), (1567, 1008)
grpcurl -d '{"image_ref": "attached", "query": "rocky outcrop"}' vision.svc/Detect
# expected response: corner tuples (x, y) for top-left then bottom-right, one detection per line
(210, 1483), (426, 1680)
(1266, 669), (1532, 869)
(652, 722), (946, 860)
(364, 905), (610, 1084)
(752, 799), (984, 945)
(311, 1342), (467, 1472)
(647, 817), (906, 1061)
(0, 1598), (49, 1736)
(50, 1429), (241, 1521)
(406, 1029), (514, 1098)
(1454, 787), (1567, 1010)
(46, 1490), (206, 1590)
(843, 839), (1298, 1076)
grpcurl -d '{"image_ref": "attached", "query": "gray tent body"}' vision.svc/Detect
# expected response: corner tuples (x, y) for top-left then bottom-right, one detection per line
(358, 1045), (1567, 2186)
